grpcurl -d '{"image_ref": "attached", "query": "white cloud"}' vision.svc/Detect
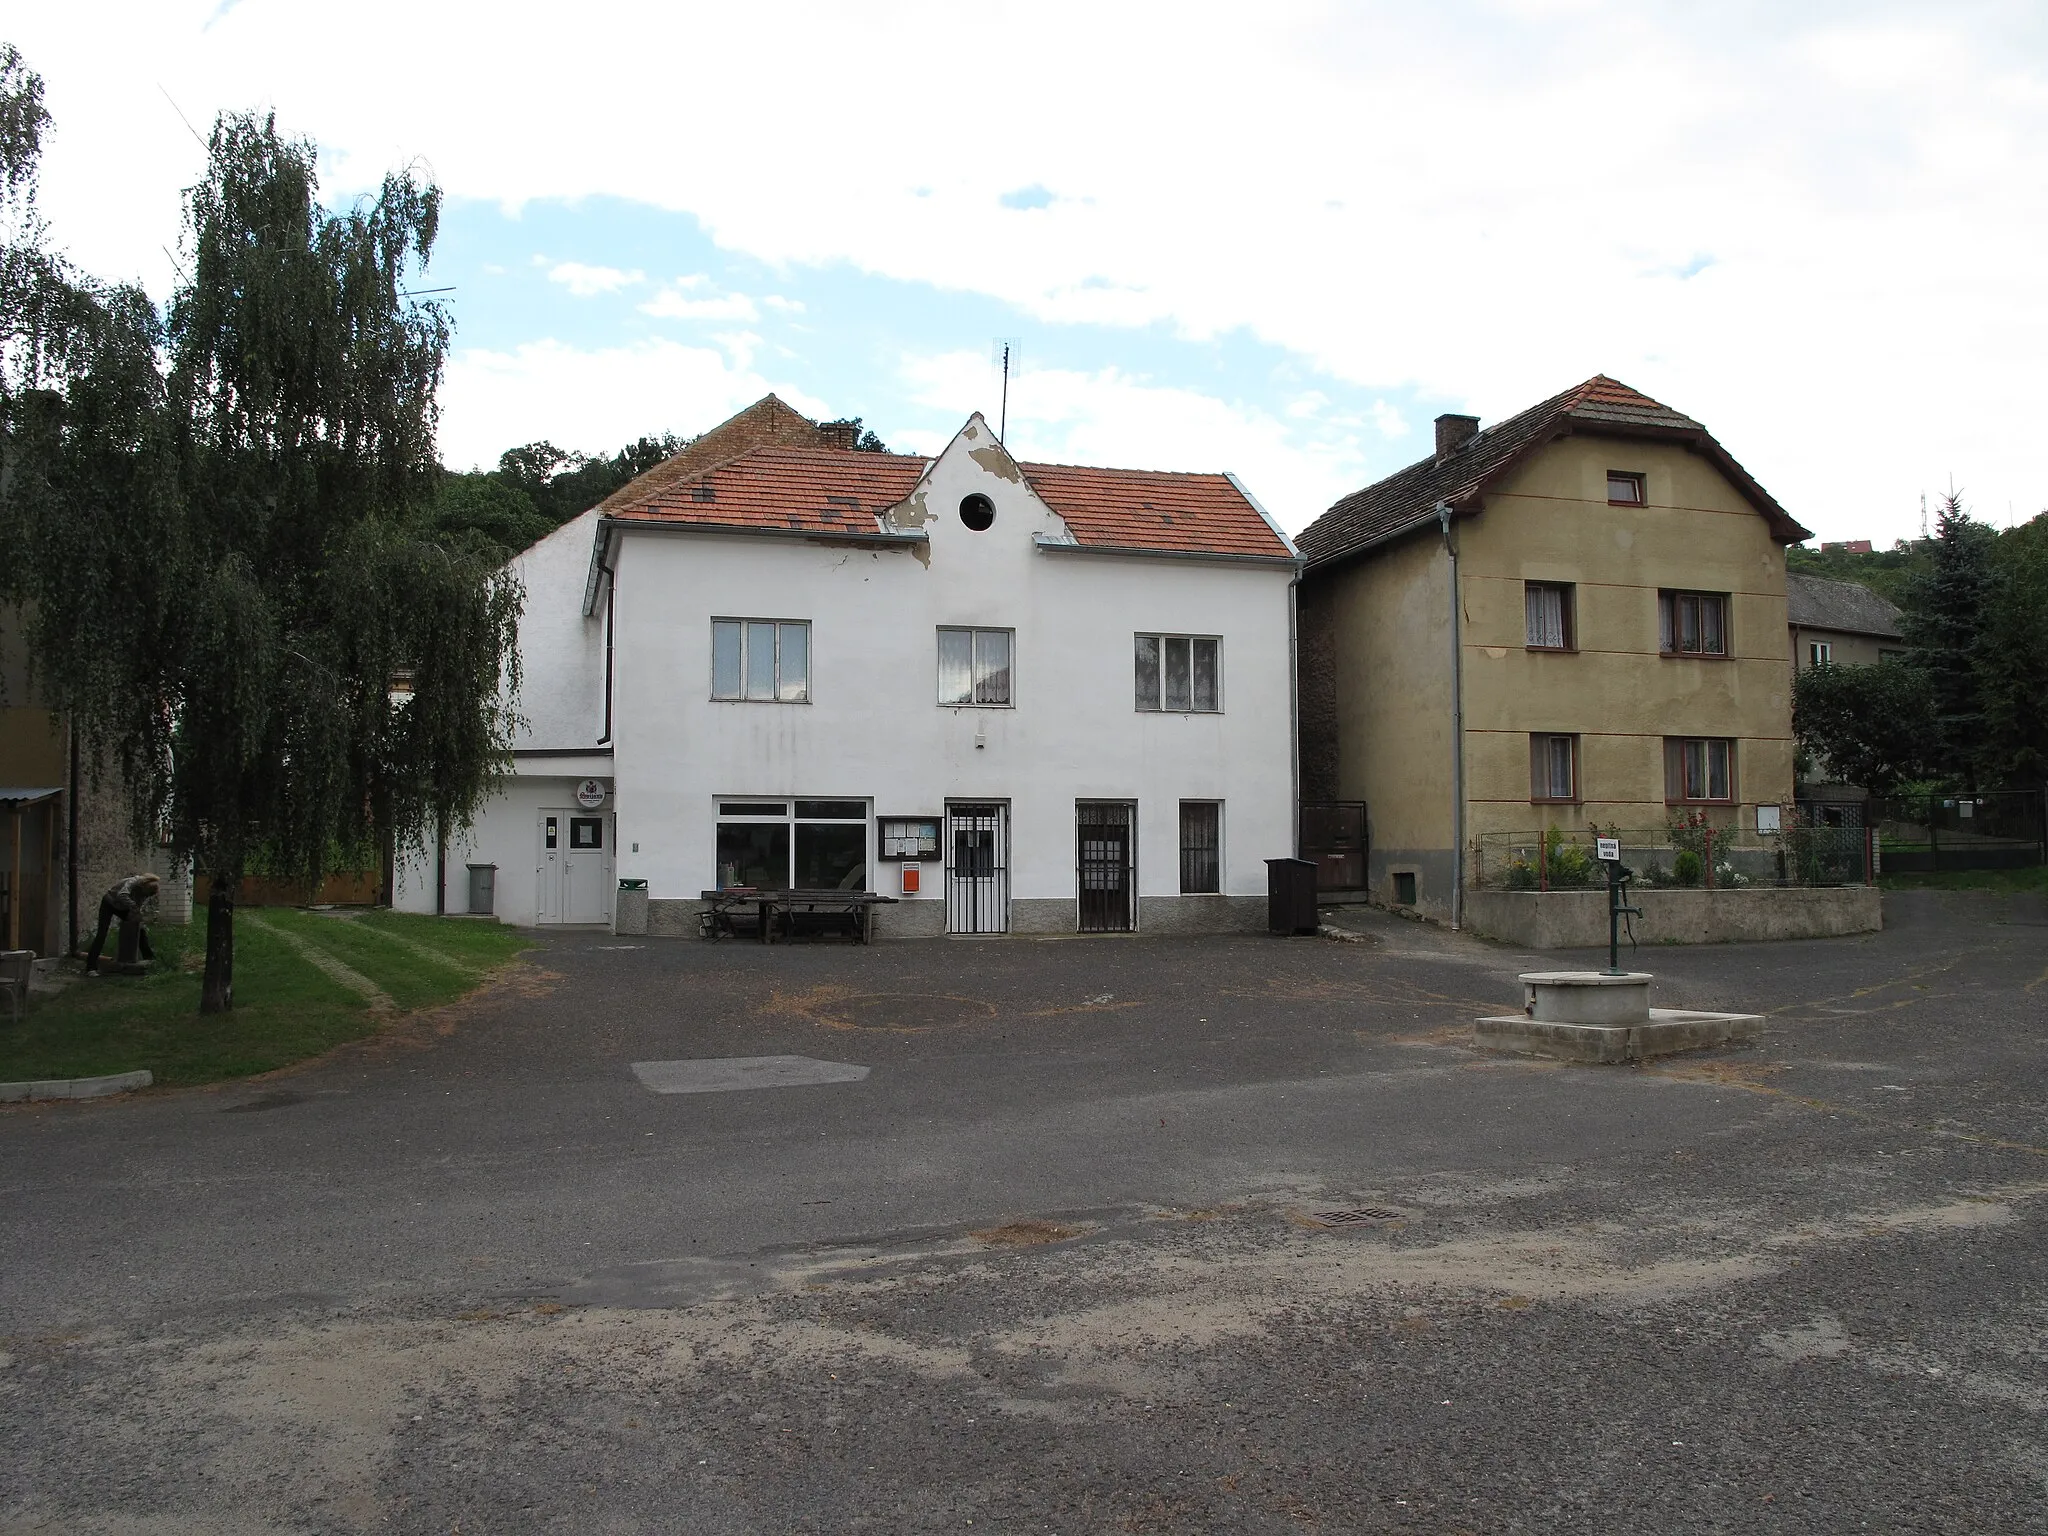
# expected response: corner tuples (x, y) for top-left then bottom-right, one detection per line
(14, 2), (2048, 540)
(639, 285), (760, 322)
(438, 337), (825, 468)
(762, 294), (805, 313)
(1370, 400), (1409, 439)
(545, 260), (643, 296)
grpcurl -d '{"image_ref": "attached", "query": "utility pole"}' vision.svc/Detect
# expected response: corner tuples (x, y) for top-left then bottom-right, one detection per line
(999, 342), (1011, 443)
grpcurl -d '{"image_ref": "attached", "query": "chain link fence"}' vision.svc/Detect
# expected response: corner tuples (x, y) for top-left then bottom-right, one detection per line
(1472, 816), (1873, 892)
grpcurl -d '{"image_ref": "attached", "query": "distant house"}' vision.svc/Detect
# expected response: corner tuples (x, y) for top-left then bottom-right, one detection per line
(1786, 572), (1904, 671)
(1295, 376), (1812, 922)
(397, 396), (1300, 936)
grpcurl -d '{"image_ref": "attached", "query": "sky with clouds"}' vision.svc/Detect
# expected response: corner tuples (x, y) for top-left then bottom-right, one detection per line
(12, 1), (2047, 540)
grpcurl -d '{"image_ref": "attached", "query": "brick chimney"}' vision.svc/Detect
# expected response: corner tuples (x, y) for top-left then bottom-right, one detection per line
(1435, 413), (1479, 463)
(817, 420), (859, 451)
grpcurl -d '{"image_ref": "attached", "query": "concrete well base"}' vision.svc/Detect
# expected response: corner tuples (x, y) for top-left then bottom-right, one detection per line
(1473, 1008), (1763, 1064)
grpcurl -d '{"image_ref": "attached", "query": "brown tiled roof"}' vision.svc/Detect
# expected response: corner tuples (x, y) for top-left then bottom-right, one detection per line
(608, 441), (1293, 558)
(1296, 375), (1810, 570)
(1786, 573), (1904, 639)
(612, 445), (928, 535)
(596, 394), (837, 515)
(1020, 462), (1293, 559)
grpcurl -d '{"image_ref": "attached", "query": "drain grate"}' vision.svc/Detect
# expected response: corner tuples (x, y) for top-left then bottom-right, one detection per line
(1305, 1206), (1407, 1228)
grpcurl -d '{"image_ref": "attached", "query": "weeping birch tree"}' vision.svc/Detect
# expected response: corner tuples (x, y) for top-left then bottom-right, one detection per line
(1, 48), (521, 1013)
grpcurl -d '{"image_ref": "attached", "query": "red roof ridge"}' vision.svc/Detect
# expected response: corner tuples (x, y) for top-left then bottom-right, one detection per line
(1020, 458), (1236, 480)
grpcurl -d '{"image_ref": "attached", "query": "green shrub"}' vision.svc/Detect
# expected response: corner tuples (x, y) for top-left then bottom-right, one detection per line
(1503, 858), (1538, 891)
(1547, 841), (1598, 889)
(1673, 849), (1704, 886)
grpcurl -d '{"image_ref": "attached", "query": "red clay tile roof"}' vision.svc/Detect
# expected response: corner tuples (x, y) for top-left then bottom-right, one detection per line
(1296, 374), (1809, 570)
(1020, 462), (1293, 559)
(612, 445), (929, 535)
(596, 394), (840, 516)
(608, 443), (1293, 559)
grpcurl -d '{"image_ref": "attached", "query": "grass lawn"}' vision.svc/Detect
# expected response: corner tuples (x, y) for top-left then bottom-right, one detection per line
(1881, 867), (2048, 894)
(0, 909), (530, 1089)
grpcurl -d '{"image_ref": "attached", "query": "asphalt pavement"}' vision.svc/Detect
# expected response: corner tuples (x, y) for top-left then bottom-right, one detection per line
(2, 889), (2045, 1533)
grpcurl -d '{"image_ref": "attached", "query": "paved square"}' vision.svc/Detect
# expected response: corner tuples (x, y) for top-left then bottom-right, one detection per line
(3, 888), (2045, 1532)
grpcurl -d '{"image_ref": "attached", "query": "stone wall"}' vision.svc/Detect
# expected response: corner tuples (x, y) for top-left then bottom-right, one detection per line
(1462, 885), (1882, 948)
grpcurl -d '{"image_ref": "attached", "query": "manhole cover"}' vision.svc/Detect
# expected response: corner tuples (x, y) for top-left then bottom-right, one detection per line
(1304, 1206), (1408, 1228)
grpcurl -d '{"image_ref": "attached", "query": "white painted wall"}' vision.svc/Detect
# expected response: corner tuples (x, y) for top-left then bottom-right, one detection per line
(510, 507), (608, 750)
(393, 507), (613, 924)
(394, 772), (615, 925)
(609, 421), (1297, 922)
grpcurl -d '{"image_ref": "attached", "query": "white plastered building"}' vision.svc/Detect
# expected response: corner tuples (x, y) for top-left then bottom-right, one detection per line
(399, 398), (1301, 936)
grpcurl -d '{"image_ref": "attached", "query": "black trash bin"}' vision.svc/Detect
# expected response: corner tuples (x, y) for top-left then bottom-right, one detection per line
(1265, 857), (1319, 935)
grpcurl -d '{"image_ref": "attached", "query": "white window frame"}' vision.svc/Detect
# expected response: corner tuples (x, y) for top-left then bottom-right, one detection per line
(1135, 634), (1223, 713)
(711, 618), (811, 703)
(936, 626), (1014, 708)
(1809, 641), (1832, 666)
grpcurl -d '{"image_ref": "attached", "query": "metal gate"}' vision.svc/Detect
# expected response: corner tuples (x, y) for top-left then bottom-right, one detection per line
(1300, 801), (1367, 890)
(945, 803), (1009, 933)
(1076, 801), (1136, 933)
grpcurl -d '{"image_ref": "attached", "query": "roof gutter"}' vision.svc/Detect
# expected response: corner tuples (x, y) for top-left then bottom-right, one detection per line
(1032, 534), (1300, 570)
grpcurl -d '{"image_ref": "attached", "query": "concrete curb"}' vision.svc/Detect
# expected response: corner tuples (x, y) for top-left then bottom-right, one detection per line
(0, 1069), (154, 1103)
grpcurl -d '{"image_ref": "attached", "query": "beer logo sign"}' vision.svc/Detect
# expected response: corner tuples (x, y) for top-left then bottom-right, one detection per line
(575, 778), (607, 810)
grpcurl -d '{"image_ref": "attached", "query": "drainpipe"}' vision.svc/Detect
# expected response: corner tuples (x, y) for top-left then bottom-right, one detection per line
(1288, 572), (1302, 861)
(599, 532), (618, 745)
(67, 722), (80, 956)
(1438, 501), (1465, 932)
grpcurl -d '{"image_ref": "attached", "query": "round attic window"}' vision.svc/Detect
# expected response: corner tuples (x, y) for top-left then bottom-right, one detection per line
(958, 493), (996, 531)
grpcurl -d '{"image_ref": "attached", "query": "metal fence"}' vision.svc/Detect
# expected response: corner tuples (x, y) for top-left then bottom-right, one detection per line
(1871, 790), (2046, 872)
(1471, 817), (1874, 892)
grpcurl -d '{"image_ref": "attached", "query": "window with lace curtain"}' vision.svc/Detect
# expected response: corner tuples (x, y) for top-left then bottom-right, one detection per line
(1529, 733), (1578, 802)
(1524, 583), (1575, 650)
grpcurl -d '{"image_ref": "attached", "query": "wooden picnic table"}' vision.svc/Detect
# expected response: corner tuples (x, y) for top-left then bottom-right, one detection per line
(699, 888), (898, 944)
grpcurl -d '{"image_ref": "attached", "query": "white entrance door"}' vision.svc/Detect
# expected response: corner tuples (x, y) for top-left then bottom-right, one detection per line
(945, 803), (1009, 934)
(538, 810), (613, 925)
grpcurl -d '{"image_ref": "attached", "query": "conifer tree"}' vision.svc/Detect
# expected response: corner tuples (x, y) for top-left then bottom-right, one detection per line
(1901, 493), (1995, 790)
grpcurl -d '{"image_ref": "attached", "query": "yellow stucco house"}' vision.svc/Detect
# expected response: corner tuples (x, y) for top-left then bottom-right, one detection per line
(1296, 375), (1812, 924)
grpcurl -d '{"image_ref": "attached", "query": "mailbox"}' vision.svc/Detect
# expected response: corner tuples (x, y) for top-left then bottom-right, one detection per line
(901, 862), (922, 895)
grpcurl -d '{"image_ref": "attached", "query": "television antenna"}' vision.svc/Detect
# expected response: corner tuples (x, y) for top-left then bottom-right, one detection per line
(992, 338), (1020, 443)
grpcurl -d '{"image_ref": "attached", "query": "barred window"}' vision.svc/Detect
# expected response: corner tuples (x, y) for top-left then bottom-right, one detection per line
(1179, 801), (1221, 893)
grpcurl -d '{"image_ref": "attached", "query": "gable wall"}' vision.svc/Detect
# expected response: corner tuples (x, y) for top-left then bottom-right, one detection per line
(1454, 434), (1794, 839)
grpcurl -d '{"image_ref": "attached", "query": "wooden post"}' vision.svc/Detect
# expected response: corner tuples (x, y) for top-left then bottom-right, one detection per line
(8, 807), (19, 950)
